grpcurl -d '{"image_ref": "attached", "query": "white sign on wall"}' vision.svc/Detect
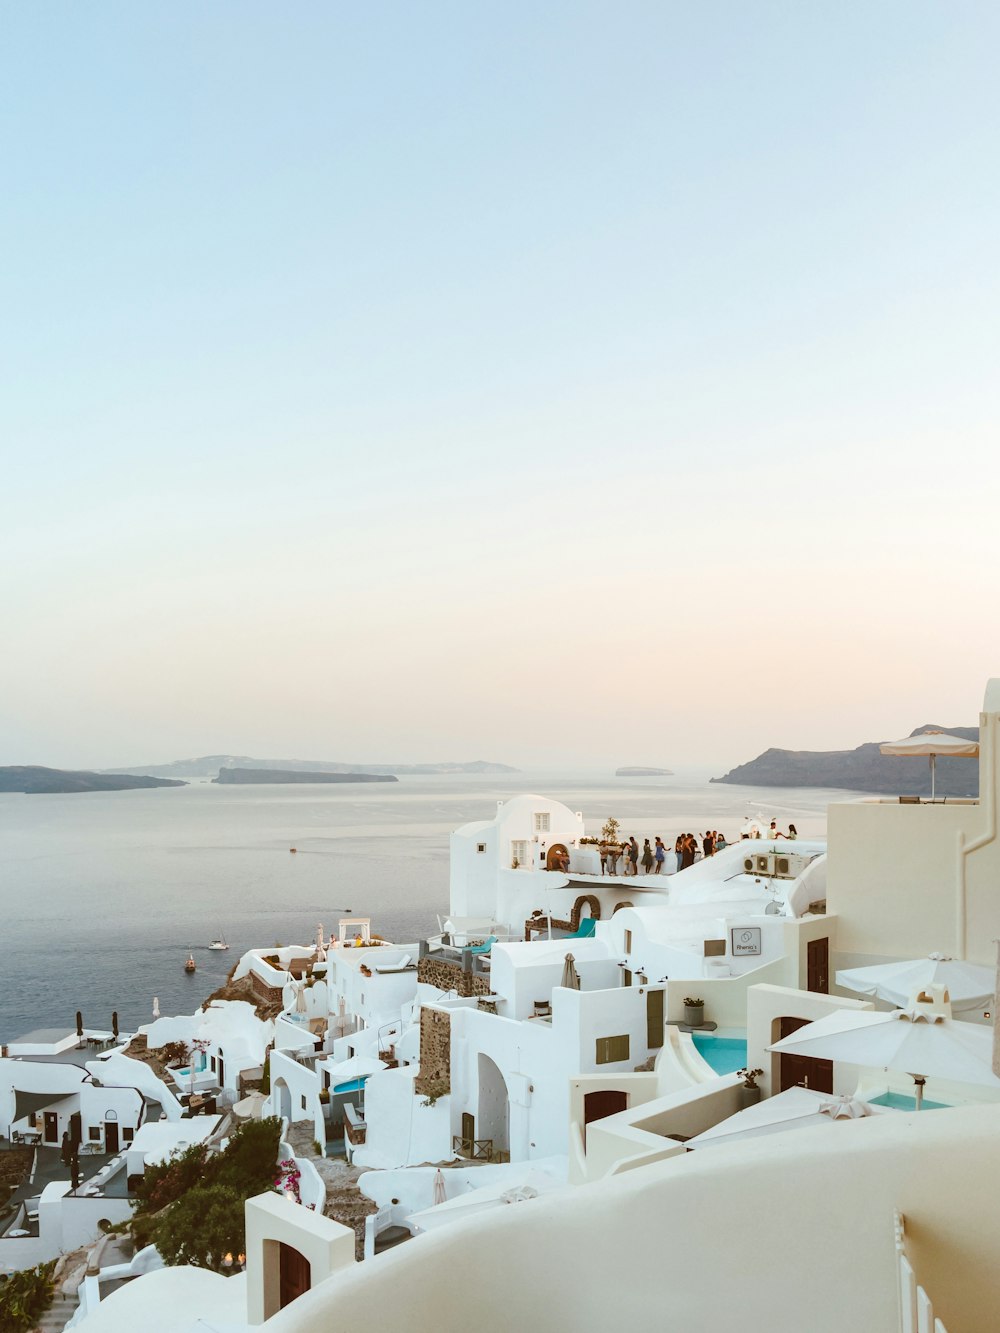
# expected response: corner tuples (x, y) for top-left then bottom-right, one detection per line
(730, 927), (762, 957)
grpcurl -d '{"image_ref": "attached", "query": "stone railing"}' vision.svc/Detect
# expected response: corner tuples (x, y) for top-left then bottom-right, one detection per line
(894, 1210), (948, 1333)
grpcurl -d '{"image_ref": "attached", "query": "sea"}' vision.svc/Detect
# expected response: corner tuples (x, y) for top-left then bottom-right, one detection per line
(0, 772), (859, 1044)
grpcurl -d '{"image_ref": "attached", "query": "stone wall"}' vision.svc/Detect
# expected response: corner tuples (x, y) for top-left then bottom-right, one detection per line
(414, 1008), (451, 1096)
(417, 956), (491, 999)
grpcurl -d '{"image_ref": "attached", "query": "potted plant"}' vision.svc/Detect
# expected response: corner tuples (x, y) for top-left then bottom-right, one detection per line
(737, 1067), (764, 1106)
(683, 996), (705, 1027)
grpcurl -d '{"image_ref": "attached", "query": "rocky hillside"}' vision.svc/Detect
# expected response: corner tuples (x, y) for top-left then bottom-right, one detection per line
(0, 766), (186, 794)
(712, 725), (980, 796)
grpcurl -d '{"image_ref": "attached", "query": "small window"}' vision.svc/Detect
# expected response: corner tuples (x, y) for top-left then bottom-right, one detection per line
(704, 939), (726, 957)
(624, 929), (632, 953)
(301, 1094), (307, 1111)
(596, 1034), (630, 1065)
(211, 1057), (217, 1072)
(534, 813), (550, 833)
(123, 1126), (134, 1143)
(477, 842), (487, 853)
(511, 840), (528, 868)
(89, 1127), (101, 1142)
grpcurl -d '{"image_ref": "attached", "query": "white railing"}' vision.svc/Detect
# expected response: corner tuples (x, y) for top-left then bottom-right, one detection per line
(895, 1211), (948, 1333)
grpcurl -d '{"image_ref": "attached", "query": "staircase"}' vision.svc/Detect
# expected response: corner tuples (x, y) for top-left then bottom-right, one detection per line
(35, 1290), (79, 1333)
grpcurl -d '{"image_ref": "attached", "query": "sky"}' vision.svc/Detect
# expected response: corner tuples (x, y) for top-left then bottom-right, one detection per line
(1, 2), (999, 772)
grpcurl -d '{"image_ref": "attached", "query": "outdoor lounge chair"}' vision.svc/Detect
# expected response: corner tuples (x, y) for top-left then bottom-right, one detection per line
(468, 936), (497, 955)
(568, 918), (597, 939)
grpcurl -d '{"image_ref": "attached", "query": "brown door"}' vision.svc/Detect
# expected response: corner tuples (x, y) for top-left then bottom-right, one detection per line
(778, 1017), (833, 1093)
(807, 938), (829, 993)
(461, 1112), (475, 1152)
(217, 1057), (225, 1088)
(646, 989), (664, 1048)
(105, 1122), (119, 1154)
(278, 1244), (311, 1310)
(43, 1112), (59, 1144)
(583, 1090), (628, 1146)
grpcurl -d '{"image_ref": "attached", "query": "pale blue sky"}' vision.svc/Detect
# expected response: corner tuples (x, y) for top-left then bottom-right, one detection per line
(2, 3), (999, 769)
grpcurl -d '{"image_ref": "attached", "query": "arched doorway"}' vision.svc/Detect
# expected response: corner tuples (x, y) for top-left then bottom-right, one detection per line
(279, 1243), (311, 1309)
(546, 843), (570, 871)
(477, 1054), (509, 1157)
(272, 1077), (292, 1124)
(571, 895), (601, 928)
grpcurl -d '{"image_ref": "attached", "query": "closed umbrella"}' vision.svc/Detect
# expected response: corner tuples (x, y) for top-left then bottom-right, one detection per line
(294, 980), (308, 1015)
(879, 731), (978, 800)
(432, 1168), (447, 1206)
(836, 954), (994, 1013)
(769, 991), (1000, 1108)
(560, 953), (580, 990)
(152, 996), (160, 1019)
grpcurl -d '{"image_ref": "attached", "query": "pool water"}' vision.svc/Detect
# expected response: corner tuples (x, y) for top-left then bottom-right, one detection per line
(869, 1091), (948, 1111)
(692, 1034), (748, 1075)
(332, 1077), (366, 1094)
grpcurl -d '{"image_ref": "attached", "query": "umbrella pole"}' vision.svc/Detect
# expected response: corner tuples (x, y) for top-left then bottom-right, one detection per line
(913, 1076), (925, 1111)
(930, 754), (936, 802)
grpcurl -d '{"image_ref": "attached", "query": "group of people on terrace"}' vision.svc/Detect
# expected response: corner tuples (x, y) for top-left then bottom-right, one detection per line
(598, 830), (730, 876)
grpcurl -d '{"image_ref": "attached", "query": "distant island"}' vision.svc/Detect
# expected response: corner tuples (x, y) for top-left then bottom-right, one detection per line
(0, 766), (186, 795)
(107, 755), (519, 779)
(616, 766), (674, 777)
(214, 768), (397, 786)
(711, 724), (980, 796)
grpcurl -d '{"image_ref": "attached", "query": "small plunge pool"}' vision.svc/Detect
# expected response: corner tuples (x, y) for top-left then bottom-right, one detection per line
(691, 1033), (748, 1075)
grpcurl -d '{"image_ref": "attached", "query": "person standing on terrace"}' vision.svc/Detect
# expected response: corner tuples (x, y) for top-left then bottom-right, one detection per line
(599, 840), (609, 875)
(641, 839), (654, 873)
(654, 836), (666, 873)
(628, 836), (640, 876)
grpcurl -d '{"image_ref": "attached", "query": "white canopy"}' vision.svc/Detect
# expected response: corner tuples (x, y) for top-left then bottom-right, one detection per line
(232, 1090), (267, 1120)
(836, 955), (995, 1013)
(769, 1001), (1000, 1105)
(687, 1086), (889, 1148)
(879, 731), (979, 799)
(326, 1055), (387, 1085)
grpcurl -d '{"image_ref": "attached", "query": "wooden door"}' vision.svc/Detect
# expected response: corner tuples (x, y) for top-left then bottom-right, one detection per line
(43, 1112), (59, 1144)
(278, 1244), (311, 1310)
(217, 1056), (225, 1089)
(778, 1017), (833, 1093)
(646, 988), (664, 1048)
(807, 938), (829, 993)
(461, 1112), (475, 1153)
(583, 1090), (628, 1146)
(105, 1122), (119, 1154)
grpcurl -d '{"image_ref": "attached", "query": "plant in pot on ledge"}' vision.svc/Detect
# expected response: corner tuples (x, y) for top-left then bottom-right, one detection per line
(737, 1067), (764, 1107)
(683, 996), (704, 1028)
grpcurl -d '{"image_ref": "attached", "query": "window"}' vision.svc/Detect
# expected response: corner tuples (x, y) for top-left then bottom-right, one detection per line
(477, 843), (487, 854)
(123, 1126), (134, 1143)
(704, 938), (726, 957)
(511, 839), (528, 868)
(534, 813), (550, 833)
(624, 929), (632, 953)
(89, 1127), (101, 1141)
(301, 1094), (307, 1111)
(596, 1034), (630, 1065)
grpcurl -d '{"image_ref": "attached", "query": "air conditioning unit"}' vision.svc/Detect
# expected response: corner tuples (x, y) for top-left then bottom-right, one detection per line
(773, 853), (812, 880)
(743, 856), (755, 873)
(755, 854), (775, 875)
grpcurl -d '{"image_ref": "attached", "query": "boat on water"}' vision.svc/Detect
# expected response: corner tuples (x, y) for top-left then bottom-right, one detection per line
(209, 933), (229, 951)
(184, 953), (197, 973)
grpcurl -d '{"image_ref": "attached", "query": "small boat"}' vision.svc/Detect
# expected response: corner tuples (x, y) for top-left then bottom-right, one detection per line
(209, 933), (229, 951)
(184, 953), (197, 973)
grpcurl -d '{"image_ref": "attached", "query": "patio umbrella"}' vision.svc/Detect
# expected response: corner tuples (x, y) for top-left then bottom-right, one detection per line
(294, 980), (308, 1015)
(326, 1055), (387, 1085)
(769, 994), (1000, 1108)
(687, 1086), (889, 1148)
(408, 1170), (563, 1232)
(232, 1090), (267, 1120)
(879, 731), (978, 800)
(560, 953), (580, 990)
(152, 996), (160, 1019)
(432, 1168), (447, 1206)
(836, 954), (995, 1013)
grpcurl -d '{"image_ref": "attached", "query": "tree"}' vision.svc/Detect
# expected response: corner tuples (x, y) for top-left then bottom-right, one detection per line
(0, 1262), (55, 1333)
(601, 817), (621, 843)
(153, 1185), (246, 1271)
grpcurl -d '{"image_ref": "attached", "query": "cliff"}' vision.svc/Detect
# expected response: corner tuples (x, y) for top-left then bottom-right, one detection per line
(711, 725), (980, 796)
(214, 768), (397, 785)
(0, 766), (187, 794)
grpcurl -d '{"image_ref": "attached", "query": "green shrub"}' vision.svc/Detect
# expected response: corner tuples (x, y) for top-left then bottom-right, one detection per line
(0, 1261), (55, 1333)
(134, 1142), (210, 1216)
(153, 1185), (246, 1271)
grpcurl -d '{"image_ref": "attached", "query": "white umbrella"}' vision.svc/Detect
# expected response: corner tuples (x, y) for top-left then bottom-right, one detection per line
(837, 954), (995, 1013)
(769, 993), (1000, 1108)
(432, 1168), (447, 1206)
(560, 953), (580, 991)
(232, 1090), (267, 1121)
(687, 1086), (889, 1148)
(325, 1055), (387, 1086)
(152, 997), (160, 1019)
(294, 980), (308, 1015)
(879, 731), (978, 800)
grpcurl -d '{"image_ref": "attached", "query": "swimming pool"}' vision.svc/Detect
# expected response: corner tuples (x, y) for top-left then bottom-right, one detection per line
(691, 1034), (748, 1075)
(332, 1076), (367, 1094)
(869, 1091), (948, 1111)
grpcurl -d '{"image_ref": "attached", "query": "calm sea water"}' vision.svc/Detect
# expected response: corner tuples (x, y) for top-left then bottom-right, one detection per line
(0, 773), (851, 1043)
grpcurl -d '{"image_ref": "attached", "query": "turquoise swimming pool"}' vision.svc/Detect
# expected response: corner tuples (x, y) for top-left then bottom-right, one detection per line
(692, 1034), (748, 1075)
(332, 1076), (367, 1094)
(869, 1091), (948, 1111)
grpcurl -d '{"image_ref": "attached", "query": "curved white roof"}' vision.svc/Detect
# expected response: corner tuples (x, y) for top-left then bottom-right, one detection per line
(454, 794), (580, 838)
